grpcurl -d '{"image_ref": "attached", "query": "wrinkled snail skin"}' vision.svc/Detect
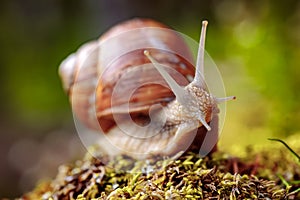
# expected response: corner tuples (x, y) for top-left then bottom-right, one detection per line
(59, 18), (234, 159)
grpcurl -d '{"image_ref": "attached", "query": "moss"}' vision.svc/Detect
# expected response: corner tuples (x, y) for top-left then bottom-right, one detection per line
(21, 136), (300, 200)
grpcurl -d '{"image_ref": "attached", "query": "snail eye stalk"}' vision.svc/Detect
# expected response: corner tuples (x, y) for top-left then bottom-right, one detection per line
(144, 50), (188, 105)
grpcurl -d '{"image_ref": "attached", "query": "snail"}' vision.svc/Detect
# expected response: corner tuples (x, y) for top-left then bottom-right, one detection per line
(59, 18), (235, 159)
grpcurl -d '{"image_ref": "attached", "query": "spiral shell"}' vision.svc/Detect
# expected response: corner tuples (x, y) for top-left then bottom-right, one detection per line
(60, 19), (196, 132)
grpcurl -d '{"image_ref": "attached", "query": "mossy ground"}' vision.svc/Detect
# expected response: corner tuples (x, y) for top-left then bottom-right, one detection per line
(21, 135), (299, 200)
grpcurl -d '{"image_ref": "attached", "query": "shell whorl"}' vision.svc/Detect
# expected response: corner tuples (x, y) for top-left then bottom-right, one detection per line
(59, 18), (197, 132)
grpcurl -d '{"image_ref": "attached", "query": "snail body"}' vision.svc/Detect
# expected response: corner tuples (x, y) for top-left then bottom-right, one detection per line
(59, 18), (234, 159)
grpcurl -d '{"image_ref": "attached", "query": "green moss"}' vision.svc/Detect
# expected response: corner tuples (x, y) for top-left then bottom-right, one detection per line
(22, 136), (300, 200)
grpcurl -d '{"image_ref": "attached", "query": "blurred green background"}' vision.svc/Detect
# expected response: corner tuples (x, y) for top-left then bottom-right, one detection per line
(1, 0), (300, 198)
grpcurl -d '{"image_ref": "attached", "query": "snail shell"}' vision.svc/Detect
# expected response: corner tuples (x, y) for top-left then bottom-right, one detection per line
(59, 18), (234, 159)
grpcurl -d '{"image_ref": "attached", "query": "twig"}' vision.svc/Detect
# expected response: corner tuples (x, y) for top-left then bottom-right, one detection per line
(268, 138), (300, 163)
